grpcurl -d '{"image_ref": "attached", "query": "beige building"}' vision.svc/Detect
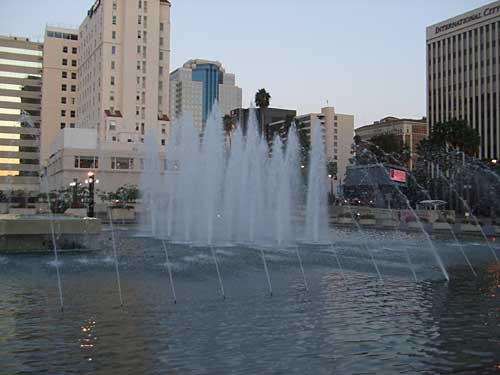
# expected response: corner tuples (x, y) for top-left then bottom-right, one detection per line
(169, 59), (242, 128)
(40, 26), (79, 166)
(0, 35), (43, 192)
(296, 107), (354, 185)
(47, 128), (167, 196)
(427, 0), (500, 159)
(355, 116), (428, 170)
(78, 0), (171, 146)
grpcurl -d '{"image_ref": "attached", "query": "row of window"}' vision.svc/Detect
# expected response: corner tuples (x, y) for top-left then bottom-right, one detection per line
(62, 58), (77, 67)
(62, 71), (77, 79)
(62, 46), (77, 54)
(61, 97), (76, 105)
(74, 156), (181, 171)
(61, 110), (76, 118)
(61, 84), (77, 92)
(60, 122), (75, 129)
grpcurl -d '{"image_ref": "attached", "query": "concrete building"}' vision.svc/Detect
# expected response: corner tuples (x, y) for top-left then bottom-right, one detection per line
(355, 116), (428, 170)
(40, 26), (80, 166)
(78, 0), (171, 145)
(0, 35), (43, 192)
(170, 59), (242, 128)
(268, 107), (354, 190)
(47, 128), (167, 195)
(231, 107), (296, 141)
(427, 1), (500, 159)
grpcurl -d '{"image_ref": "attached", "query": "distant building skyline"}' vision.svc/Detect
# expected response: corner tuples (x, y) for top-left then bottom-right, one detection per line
(169, 59), (242, 127)
(0, 0), (495, 128)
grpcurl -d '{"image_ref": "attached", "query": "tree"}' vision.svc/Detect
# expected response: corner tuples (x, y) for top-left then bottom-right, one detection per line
(223, 114), (234, 146)
(428, 119), (480, 155)
(369, 133), (403, 155)
(255, 88), (271, 139)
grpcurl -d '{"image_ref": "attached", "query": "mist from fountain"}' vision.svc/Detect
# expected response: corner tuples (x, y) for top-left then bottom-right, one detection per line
(142, 104), (304, 246)
(304, 120), (329, 243)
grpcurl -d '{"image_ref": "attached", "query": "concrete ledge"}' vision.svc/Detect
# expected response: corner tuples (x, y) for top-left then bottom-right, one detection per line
(0, 214), (101, 235)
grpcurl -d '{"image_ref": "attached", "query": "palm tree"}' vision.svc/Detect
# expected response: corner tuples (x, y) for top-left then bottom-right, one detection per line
(255, 88), (271, 140)
(223, 114), (234, 146)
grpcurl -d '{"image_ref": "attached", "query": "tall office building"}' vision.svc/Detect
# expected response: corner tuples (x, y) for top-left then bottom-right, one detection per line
(40, 26), (79, 166)
(427, 1), (500, 159)
(169, 59), (242, 128)
(0, 35), (43, 192)
(78, 0), (171, 145)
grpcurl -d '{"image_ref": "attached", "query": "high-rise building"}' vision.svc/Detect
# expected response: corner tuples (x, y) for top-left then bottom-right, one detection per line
(40, 26), (79, 166)
(170, 59), (242, 127)
(232, 107), (296, 140)
(426, 1), (500, 159)
(355, 116), (428, 170)
(0, 35), (43, 192)
(78, 0), (171, 145)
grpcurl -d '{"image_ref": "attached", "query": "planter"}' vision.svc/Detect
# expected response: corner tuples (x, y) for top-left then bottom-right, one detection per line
(64, 208), (88, 217)
(461, 223), (482, 232)
(433, 222), (452, 231)
(111, 208), (135, 222)
(9, 208), (37, 215)
(336, 217), (353, 224)
(359, 219), (376, 226)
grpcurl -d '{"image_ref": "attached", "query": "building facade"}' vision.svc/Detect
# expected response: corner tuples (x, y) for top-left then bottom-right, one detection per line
(355, 116), (428, 170)
(78, 0), (171, 146)
(40, 27), (80, 166)
(170, 59), (242, 127)
(427, 1), (500, 159)
(232, 107), (296, 141)
(0, 36), (43, 192)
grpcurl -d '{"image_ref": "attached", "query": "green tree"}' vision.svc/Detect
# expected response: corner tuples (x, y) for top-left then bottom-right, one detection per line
(223, 114), (234, 145)
(429, 119), (480, 155)
(255, 88), (271, 139)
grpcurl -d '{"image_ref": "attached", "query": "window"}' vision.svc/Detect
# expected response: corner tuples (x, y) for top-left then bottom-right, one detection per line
(161, 128), (166, 134)
(112, 136), (117, 142)
(159, 37), (164, 46)
(70, 123), (75, 128)
(159, 51), (163, 60)
(111, 61), (115, 70)
(61, 84), (67, 91)
(144, 0), (147, 11)
(70, 110), (75, 118)
(112, 31), (116, 39)
(71, 85), (76, 92)
(160, 23), (164, 32)
(63, 46), (68, 53)
(61, 110), (66, 117)
(138, 0), (142, 8)
(62, 71), (67, 79)
(137, 30), (141, 39)
(71, 97), (75, 105)
(138, 15), (141, 24)
(112, 15), (117, 25)
(61, 97), (66, 104)
(111, 76), (115, 85)
(137, 45), (141, 53)
(60, 122), (66, 129)
(112, 46), (116, 55)
(111, 157), (134, 170)
(71, 72), (77, 79)
(71, 60), (77, 67)
(110, 95), (114, 101)
(112, 0), (117, 10)
(161, 139), (165, 146)
(72, 47), (77, 54)
(74, 156), (98, 169)
(159, 66), (163, 75)
(109, 121), (116, 130)
(62, 58), (68, 66)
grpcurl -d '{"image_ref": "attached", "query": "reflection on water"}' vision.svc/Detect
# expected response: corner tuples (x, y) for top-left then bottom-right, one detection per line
(0, 233), (499, 374)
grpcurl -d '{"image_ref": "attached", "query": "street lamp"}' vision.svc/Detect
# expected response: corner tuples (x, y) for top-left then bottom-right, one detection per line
(492, 159), (498, 165)
(86, 171), (99, 217)
(328, 174), (334, 204)
(69, 178), (78, 208)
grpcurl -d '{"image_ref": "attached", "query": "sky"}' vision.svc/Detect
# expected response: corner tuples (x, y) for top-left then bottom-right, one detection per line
(0, 0), (494, 127)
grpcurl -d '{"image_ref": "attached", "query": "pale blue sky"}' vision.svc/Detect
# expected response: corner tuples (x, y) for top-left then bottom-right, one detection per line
(0, 0), (494, 126)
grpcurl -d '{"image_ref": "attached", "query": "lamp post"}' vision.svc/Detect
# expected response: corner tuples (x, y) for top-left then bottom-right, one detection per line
(85, 172), (99, 217)
(328, 174), (334, 205)
(69, 178), (78, 208)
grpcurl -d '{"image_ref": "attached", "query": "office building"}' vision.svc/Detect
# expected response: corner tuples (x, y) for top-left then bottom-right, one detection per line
(268, 107), (354, 186)
(40, 26), (79, 166)
(78, 0), (171, 145)
(170, 59), (242, 127)
(427, 1), (500, 159)
(355, 116), (428, 169)
(231, 107), (296, 141)
(0, 35), (43, 192)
